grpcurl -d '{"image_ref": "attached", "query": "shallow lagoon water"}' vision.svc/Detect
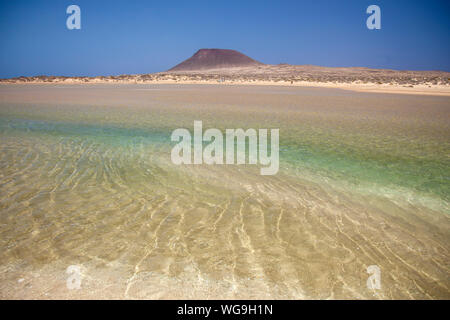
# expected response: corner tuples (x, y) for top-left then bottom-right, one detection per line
(0, 84), (449, 299)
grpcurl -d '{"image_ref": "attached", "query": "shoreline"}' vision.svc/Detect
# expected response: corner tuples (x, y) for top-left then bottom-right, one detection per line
(3, 63), (450, 96)
(1, 79), (450, 96)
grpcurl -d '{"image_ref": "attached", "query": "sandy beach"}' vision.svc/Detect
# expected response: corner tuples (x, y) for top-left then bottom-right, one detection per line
(2, 64), (450, 96)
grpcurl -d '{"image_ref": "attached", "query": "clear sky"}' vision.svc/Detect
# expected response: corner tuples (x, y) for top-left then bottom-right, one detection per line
(0, 0), (449, 77)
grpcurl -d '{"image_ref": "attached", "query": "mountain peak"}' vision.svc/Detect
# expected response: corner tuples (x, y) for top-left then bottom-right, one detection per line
(169, 48), (263, 71)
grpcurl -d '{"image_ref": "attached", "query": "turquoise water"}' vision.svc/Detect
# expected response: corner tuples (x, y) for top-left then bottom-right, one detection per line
(1, 114), (448, 207)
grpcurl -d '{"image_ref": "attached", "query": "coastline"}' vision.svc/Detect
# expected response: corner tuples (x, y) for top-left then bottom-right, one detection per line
(2, 63), (450, 96)
(1, 79), (450, 96)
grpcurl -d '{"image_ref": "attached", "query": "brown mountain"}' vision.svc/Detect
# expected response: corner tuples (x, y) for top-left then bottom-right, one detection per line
(168, 48), (263, 71)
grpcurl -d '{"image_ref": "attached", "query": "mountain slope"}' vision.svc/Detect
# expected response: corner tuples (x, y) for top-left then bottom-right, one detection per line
(169, 49), (263, 71)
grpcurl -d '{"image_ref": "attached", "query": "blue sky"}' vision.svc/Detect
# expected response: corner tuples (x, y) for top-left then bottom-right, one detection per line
(0, 0), (449, 77)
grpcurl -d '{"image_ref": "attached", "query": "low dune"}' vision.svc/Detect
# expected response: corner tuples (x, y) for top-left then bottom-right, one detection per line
(2, 49), (450, 95)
